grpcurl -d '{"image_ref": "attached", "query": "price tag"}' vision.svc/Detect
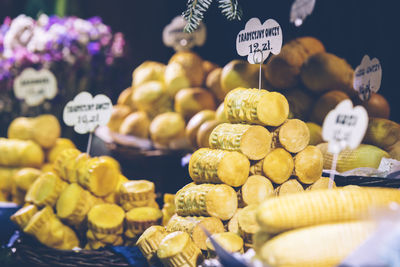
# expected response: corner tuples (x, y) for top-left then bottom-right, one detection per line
(353, 55), (382, 101)
(322, 100), (368, 188)
(236, 18), (283, 64)
(63, 92), (112, 134)
(163, 16), (206, 51)
(322, 100), (368, 154)
(290, 0), (316, 27)
(13, 68), (58, 106)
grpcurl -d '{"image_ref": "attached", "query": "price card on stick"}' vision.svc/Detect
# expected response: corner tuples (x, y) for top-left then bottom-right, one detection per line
(13, 68), (58, 106)
(236, 18), (282, 89)
(290, 0), (316, 27)
(353, 55), (382, 101)
(63, 92), (112, 155)
(322, 99), (368, 188)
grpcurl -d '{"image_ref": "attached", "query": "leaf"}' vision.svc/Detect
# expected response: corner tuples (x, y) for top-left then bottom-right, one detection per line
(182, 0), (213, 33)
(218, 0), (243, 21)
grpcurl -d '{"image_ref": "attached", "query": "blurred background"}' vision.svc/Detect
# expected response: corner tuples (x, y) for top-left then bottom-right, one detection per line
(0, 0), (398, 121)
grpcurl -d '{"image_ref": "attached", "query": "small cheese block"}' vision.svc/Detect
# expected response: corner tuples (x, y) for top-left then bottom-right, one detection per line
(196, 120), (221, 148)
(166, 214), (225, 250)
(57, 183), (102, 227)
(53, 148), (81, 180)
(274, 179), (304, 196)
(185, 110), (216, 148)
(25, 172), (67, 207)
(157, 231), (203, 267)
(136, 226), (167, 264)
(210, 123), (272, 160)
(46, 138), (76, 163)
(175, 183), (238, 221)
(206, 232), (244, 257)
(189, 148), (250, 187)
(238, 175), (274, 207)
(10, 204), (38, 229)
(13, 168), (41, 192)
(237, 205), (260, 244)
(227, 208), (242, 235)
(225, 88), (289, 127)
(125, 207), (163, 235)
(294, 146), (323, 184)
(307, 177), (336, 190)
(24, 206), (79, 250)
(88, 204), (125, 235)
(272, 119), (310, 153)
(262, 148), (294, 184)
(119, 180), (155, 202)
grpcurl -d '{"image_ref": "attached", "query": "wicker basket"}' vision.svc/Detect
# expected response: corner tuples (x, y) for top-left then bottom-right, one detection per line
(6, 232), (150, 267)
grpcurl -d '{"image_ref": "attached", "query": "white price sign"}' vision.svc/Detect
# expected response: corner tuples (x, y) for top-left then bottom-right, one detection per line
(353, 55), (382, 101)
(236, 18), (283, 64)
(290, 0), (316, 27)
(163, 16), (206, 51)
(322, 100), (368, 154)
(13, 68), (58, 106)
(63, 92), (112, 134)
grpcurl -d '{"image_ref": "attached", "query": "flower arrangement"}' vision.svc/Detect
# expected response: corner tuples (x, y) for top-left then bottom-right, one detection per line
(0, 14), (126, 135)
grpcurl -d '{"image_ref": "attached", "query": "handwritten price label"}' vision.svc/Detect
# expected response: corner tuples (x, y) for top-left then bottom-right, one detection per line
(322, 100), (368, 154)
(63, 92), (112, 134)
(163, 16), (206, 51)
(353, 55), (382, 101)
(236, 18), (283, 64)
(290, 0), (316, 27)
(13, 68), (58, 106)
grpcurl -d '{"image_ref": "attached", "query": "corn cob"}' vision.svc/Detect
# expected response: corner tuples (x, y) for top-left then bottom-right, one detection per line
(263, 148), (294, 184)
(294, 145), (323, 184)
(136, 226), (167, 264)
(238, 175), (274, 207)
(306, 122), (323, 146)
(317, 143), (390, 173)
(0, 138), (44, 167)
(274, 179), (304, 196)
(206, 232), (244, 258)
(272, 119), (310, 153)
(238, 204), (259, 244)
(157, 231), (203, 267)
(210, 123), (272, 160)
(256, 187), (400, 233)
(175, 183), (238, 221)
(166, 214), (225, 250)
(249, 159), (263, 176)
(306, 177), (336, 190)
(189, 148), (250, 187)
(258, 221), (376, 267)
(224, 88), (289, 127)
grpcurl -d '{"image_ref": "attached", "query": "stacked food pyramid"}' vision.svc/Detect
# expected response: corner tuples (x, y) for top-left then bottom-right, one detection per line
(136, 87), (324, 266)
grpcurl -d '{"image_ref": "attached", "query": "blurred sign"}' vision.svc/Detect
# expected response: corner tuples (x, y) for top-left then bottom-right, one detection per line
(353, 55), (382, 101)
(236, 18), (282, 64)
(14, 68), (57, 106)
(163, 16), (206, 51)
(290, 0), (316, 26)
(63, 92), (112, 134)
(322, 99), (368, 154)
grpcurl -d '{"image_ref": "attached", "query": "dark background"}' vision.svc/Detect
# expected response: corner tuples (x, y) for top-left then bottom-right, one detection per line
(1, 0), (399, 121)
